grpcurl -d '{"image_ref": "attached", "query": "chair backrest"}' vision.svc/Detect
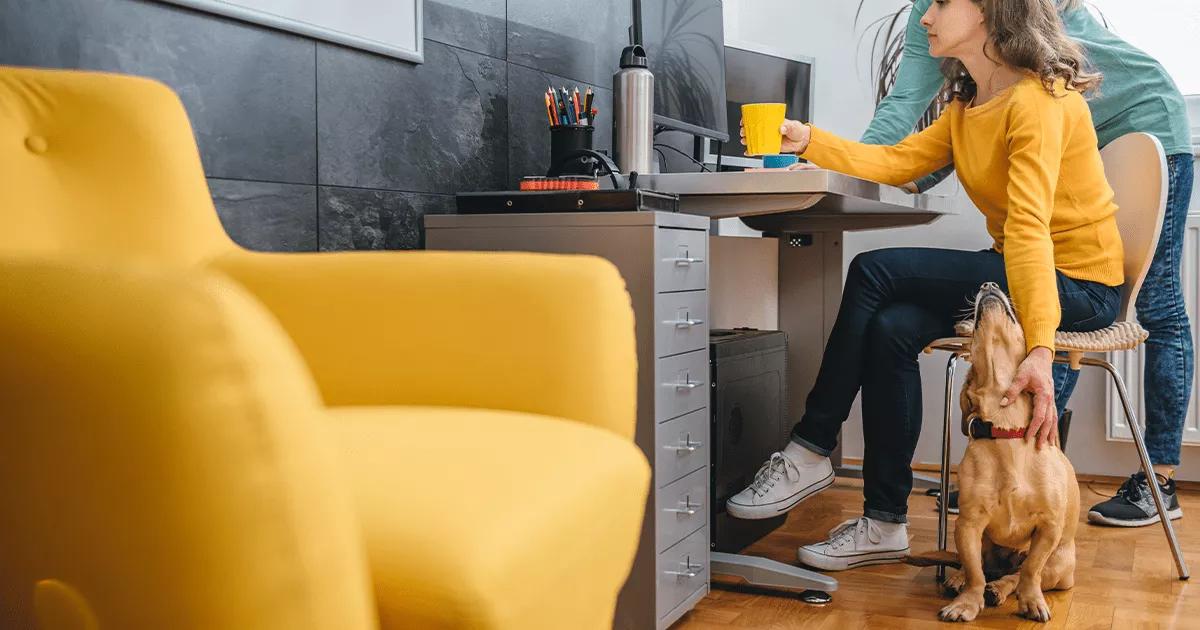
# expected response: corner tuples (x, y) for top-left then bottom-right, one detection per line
(1101, 132), (1168, 323)
(0, 66), (234, 267)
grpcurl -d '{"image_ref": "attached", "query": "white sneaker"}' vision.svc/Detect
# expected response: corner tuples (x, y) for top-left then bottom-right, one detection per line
(725, 447), (834, 520)
(797, 516), (910, 571)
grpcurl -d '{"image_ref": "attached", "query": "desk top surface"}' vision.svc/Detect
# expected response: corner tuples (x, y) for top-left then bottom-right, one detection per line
(638, 170), (954, 220)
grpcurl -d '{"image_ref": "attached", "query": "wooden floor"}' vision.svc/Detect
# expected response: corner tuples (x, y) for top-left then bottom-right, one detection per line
(677, 476), (1199, 629)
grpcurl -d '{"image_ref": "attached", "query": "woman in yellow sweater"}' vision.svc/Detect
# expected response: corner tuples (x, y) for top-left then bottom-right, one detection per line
(725, 0), (1125, 571)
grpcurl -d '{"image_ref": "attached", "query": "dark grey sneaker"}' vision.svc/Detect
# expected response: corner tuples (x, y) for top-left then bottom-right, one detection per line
(1088, 472), (1183, 527)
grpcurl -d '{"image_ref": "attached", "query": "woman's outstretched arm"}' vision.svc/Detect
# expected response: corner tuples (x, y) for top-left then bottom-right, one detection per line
(792, 106), (954, 187)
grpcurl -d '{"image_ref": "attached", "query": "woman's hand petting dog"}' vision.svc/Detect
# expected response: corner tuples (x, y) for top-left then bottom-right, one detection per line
(1000, 347), (1059, 449)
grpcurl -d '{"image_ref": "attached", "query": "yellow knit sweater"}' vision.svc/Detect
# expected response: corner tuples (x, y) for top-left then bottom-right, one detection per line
(801, 76), (1124, 352)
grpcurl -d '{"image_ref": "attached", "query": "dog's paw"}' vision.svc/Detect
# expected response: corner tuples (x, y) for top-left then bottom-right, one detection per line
(983, 576), (1020, 607)
(939, 595), (983, 622)
(983, 583), (1008, 607)
(941, 572), (966, 597)
(1016, 592), (1052, 622)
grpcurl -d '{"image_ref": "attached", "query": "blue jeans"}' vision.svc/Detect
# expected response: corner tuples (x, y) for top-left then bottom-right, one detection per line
(790, 248), (1120, 523)
(1054, 153), (1195, 466)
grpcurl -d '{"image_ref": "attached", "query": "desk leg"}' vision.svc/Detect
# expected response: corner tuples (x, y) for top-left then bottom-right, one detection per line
(777, 232), (942, 488)
(701, 231), (842, 601)
(777, 231), (842, 450)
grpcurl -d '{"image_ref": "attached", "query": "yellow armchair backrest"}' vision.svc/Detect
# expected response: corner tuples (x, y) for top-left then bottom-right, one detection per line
(0, 65), (234, 266)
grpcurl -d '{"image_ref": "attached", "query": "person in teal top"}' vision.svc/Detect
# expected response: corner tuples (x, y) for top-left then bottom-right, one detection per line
(865, 0), (1193, 527)
(865, 0), (1192, 188)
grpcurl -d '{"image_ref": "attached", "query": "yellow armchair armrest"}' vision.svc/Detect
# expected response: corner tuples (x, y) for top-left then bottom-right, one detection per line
(212, 250), (638, 440)
(0, 259), (376, 630)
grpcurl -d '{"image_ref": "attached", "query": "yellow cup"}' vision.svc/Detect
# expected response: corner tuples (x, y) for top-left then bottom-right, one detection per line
(741, 103), (788, 156)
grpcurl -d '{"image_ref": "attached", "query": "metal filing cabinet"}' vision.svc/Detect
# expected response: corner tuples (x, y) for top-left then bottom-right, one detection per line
(426, 210), (710, 629)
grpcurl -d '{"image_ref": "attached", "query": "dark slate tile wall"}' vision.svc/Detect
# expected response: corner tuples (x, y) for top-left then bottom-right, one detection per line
(317, 40), (508, 194)
(209, 179), (319, 252)
(507, 0), (630, 88)
(319, 187), (455, 251)
(0, 0), (317, 185)
(0, 0), (631, 252)
(426, 0), (506, 59)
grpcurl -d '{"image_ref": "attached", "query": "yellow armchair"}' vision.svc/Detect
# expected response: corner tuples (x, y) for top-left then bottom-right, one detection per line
(211, 249), (650, 629)
(1, 259), (378, 630)
(0, 65), (649, 629)
(211, 250), (638, 437)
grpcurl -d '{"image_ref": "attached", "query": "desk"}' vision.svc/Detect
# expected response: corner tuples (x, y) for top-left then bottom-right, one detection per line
(639, 170), (949, 226)
(426, 171), (952, 629)
(645, 171), (955, 484)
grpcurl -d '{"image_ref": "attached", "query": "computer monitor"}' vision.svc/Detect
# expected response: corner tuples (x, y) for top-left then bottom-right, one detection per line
(640, 0), (729, 143)
(706, 44), (814, 169)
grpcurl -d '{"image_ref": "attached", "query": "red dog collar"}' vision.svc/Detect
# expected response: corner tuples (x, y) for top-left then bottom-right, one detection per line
(967, 417), (1027, 440)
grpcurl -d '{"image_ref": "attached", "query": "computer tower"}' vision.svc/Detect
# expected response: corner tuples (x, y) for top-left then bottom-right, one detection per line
(709, 328), (790, 553)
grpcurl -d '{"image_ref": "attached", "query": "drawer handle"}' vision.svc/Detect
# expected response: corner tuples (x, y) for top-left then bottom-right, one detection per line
(664, 437), (703, 453)
(664, 561), (705, 579)
(664, 496), (702, 516)
(665, 379), (703, 390)
(663, 318), (705, 328)
(665, 257), (704, 266)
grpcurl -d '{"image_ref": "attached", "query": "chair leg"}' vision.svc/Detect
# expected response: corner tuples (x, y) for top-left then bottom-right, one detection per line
(1082, 356), (1190, 580)
(937, 352), (960, 583)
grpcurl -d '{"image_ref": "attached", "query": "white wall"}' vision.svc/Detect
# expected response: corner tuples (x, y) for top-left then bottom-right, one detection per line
(1086, 0), (1200, 95)
(726, 0), (905, 138)
(727, 0), (1200, 480)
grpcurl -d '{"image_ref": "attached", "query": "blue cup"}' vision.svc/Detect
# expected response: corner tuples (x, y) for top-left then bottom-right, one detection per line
(761, 153), (798, 169)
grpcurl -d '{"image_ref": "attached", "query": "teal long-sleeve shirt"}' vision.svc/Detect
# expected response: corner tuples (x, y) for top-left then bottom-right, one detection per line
(861, 0), (1192, 192)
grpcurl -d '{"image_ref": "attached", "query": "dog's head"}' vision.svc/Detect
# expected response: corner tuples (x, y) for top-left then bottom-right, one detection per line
(960, 283), (1031, 429)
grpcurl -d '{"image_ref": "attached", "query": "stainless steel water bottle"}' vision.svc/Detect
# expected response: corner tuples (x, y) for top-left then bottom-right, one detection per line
(613, 44), (654, 175)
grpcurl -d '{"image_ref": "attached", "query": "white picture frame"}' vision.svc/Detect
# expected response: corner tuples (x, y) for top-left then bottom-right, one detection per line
(158, 0), (424, 64)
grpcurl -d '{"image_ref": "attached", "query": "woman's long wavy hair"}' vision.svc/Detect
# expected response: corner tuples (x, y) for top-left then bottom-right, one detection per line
(940, 0), (1101, 104)
(857, 0), (1102, 128)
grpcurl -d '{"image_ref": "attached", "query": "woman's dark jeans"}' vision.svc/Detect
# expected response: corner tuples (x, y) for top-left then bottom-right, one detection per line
(790, 247), (1120, 523)
(1054, 153), (1195, 467)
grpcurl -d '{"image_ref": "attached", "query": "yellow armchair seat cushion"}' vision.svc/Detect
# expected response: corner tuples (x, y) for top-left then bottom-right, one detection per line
(330, 406), (650, 630)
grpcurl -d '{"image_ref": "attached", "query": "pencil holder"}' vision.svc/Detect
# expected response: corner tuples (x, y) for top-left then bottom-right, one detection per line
(548, 124), (595, 176)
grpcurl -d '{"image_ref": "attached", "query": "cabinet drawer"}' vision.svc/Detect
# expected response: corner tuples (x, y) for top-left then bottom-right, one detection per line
(655, 290), (709, 358)
(656, 526), (709, 620)
(655, 227), (707, 293)
(655, 467), (708, 551)
(655, 349), (709, 422)
(655, 408), (709, 488)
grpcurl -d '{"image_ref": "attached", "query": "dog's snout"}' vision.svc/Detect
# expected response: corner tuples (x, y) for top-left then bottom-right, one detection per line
(978, 283), (1003, 306)
(972, 281), (1017, 324)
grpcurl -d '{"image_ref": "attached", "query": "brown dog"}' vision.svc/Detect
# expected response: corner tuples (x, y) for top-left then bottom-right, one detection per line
(938, 283), (1079, 623)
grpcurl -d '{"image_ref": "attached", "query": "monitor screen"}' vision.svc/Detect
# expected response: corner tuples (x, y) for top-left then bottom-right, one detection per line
(641, 0), (729, 142)
(713, 46), (813, 166)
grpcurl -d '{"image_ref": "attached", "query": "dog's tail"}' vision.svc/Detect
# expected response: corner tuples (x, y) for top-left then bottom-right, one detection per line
(903, 550), (962, 569)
